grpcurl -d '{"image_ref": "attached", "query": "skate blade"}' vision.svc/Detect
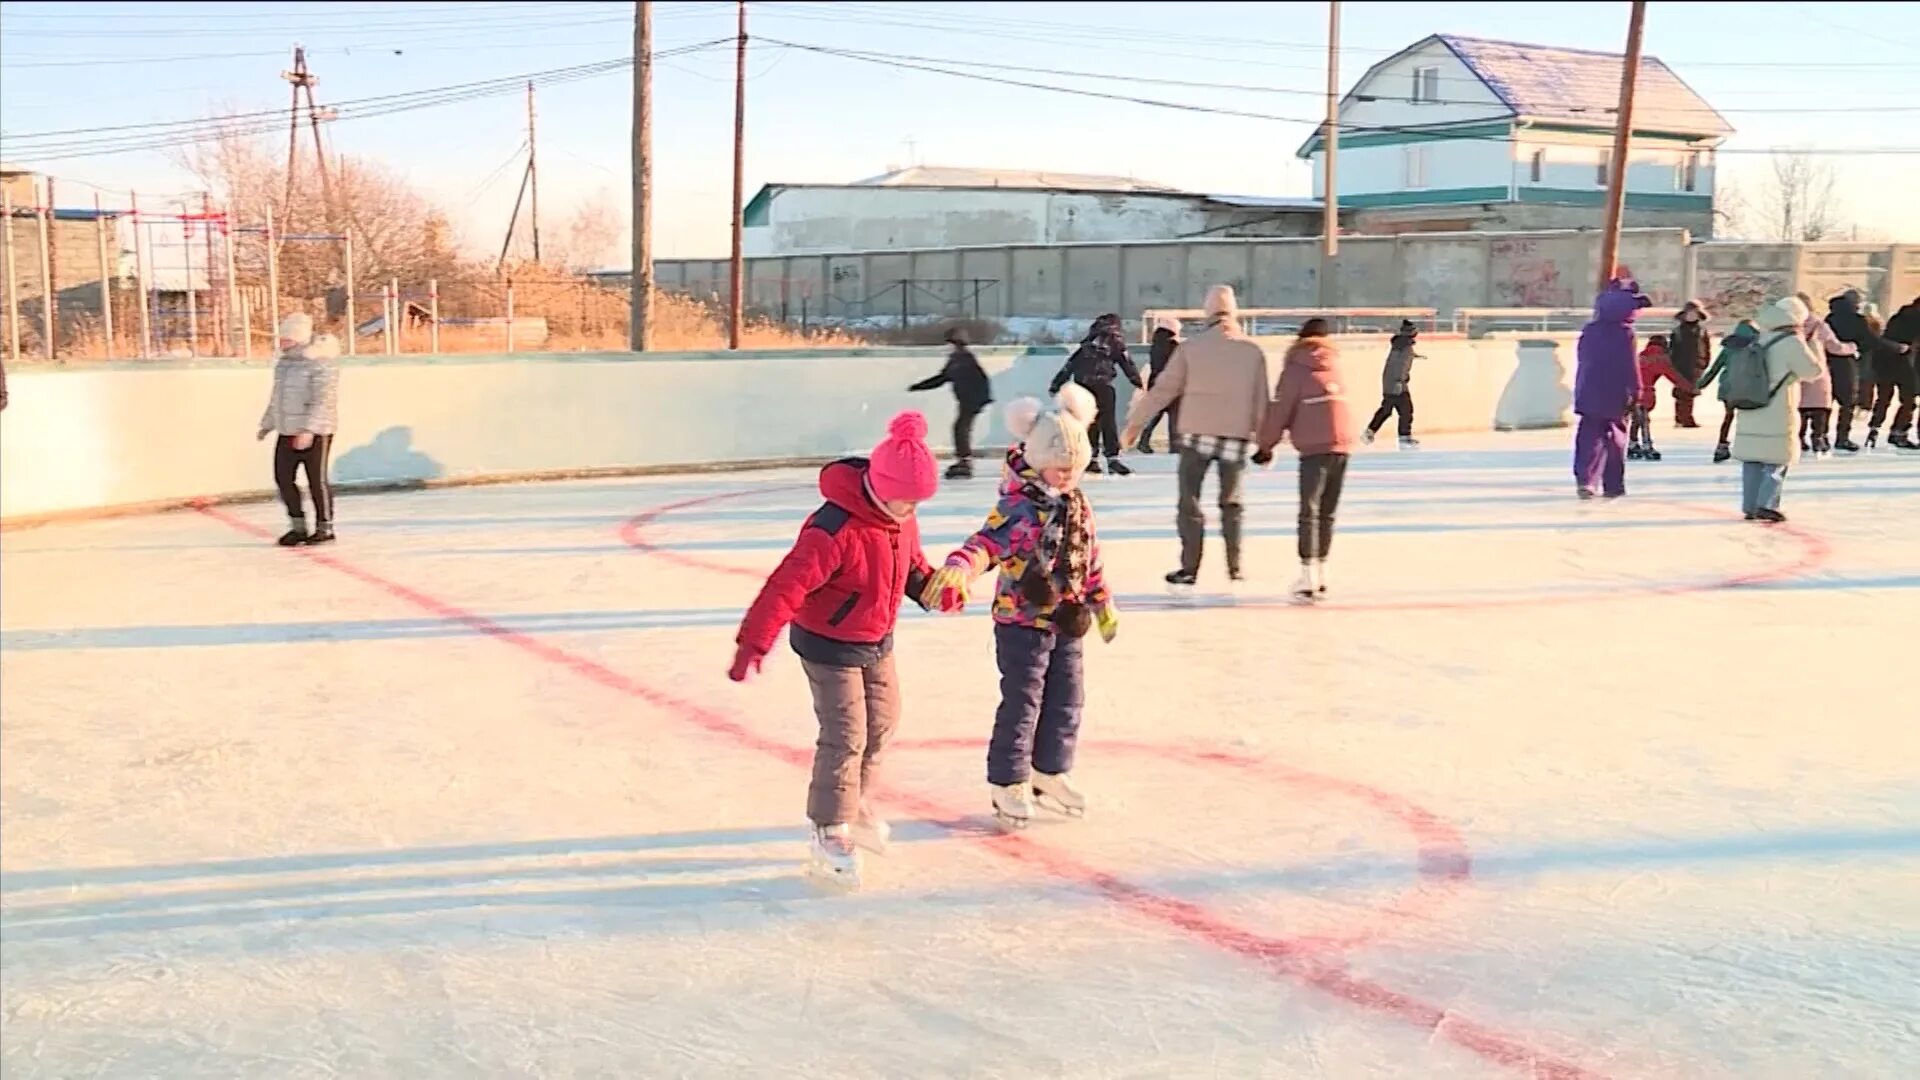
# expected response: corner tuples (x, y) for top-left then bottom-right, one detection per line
(850, 826), (890, 856)
(1033, 794), (1085, 818)
(1289, 591), (1318, 606)
(806, 859), (862, 891)
(991, 809), (1032, 831)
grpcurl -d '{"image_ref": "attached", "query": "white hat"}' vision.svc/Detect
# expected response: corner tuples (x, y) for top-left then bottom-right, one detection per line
(1153, 315), (1182, 336)
(1204, 284), (1238, 320)
(278, 312), (314, 346)
(1007, 384), (1096, 478)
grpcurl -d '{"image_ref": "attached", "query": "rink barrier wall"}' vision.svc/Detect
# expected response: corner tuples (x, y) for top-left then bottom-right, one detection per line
(0, 335), (1579, 525)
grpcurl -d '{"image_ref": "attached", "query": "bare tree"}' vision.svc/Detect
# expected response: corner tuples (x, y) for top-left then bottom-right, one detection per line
(1723, 151), (1847, 242)
(549, 188), (622, 272)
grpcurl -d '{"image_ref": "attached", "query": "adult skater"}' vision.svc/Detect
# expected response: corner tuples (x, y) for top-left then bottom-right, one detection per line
(1730, 297), (1825, 523)
(1867, 296), (1919, 449)
(1119, 285), (1271, 585)
(256, 314), (341, 546)
(1134, 315), (1183, 453)
(1253, 319), (1356, 602)
(908, 328), (993, 479)
(1571, 279), (1649, 500)
(1050, 313), (1144, 475)
(1669, 301), (1712, 428)
(1824, 289), (1908, 452)
(1362, 318), (1421, 448)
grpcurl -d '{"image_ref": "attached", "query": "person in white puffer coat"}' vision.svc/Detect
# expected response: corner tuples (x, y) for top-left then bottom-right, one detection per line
(256, 313), (342, 546)
(1729, 296), (1825, 523)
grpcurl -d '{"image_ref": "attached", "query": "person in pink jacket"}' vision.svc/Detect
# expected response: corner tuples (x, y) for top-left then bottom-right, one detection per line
(1795, 291), (1853, 456)
(1253, 318), (1357, 603)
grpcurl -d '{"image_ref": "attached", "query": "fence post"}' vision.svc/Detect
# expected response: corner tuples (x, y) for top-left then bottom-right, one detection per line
(241, 295), (253, 358)
(505, 283), (516, 353)
(386, 278), (397, 355)
(900, 279), (909, 330)
(184, 217), (198, 358)
(263, 205), (279, 350)
(132, 193), (152, 358)
(2, 186), (20, 363)
(95, 198), (114, 359)
(37, 204), (55, 361)
(224, 213), (240, 356)
(342, 233), (356, 356)
(428, 278), (440, 353)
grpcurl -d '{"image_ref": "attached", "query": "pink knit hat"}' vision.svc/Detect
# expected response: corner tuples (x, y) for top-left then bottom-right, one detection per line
(867, 411), (940, 504)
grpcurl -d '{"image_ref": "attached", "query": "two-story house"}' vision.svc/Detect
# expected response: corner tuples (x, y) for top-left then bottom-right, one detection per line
(1297, 34), (1732, 237)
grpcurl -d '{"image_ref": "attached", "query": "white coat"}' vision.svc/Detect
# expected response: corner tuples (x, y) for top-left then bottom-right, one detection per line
(1731, 298), (1826, 467)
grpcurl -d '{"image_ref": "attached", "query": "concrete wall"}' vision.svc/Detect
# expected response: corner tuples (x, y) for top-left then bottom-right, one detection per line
(1689, 241), (1918, 322)
(0, 336), (1583, 523)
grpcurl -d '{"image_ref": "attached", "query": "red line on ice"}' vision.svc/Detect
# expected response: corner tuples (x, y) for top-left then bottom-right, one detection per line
(197, 500), (1608, 1079)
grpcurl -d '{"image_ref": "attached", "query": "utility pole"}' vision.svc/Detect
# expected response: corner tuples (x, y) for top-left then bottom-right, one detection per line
(728, 0), (747, 350)
(282, 46), (304, 232)
(1319, 0), (1340, 310)
(1598, 0), (1648, 291)
(631, 0), (655, 351)
(527, 81), (542, 263)
(44, 176), (58, 357)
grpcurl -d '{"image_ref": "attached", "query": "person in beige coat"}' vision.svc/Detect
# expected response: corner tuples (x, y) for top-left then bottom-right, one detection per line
(1120, 285), (1270, 585)
(1730, 296), (1826, 523)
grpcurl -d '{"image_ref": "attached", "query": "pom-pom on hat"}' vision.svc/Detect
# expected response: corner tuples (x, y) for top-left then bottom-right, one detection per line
(278, 312), (314, 346)
(1006, 384), (1094, 479)
(867, 410), (940, 504)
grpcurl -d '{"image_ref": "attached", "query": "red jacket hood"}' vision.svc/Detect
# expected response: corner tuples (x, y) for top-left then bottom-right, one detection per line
(1284, 338), (1339, 372)
(818, 458), (898, 529)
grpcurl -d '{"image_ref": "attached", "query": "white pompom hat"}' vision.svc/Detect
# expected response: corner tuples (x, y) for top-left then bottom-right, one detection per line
(277, 312), (314, 346)
(1006, 384), (1095, 478)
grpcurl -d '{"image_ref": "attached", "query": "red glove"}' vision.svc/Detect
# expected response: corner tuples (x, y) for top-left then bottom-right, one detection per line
(727, 643), (766, 683)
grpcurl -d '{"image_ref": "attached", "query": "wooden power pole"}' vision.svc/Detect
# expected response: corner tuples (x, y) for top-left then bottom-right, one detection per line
(1319, 0), (1341, 309)
(631, 0), (654, 351)
(728, 0), (747, 350)
(527, 81), (541, 263)
(1598, 0), (1648, 291)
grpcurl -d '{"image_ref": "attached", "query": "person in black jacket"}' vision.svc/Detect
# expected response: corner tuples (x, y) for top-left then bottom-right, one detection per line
(1826, 289), (1910, 452)
(1669, 301), (1712, 428)
(1873, 296), (1920, 449)
(1134, 315), (1182, 453)
(909, 328), (994, 479)
(1050, 313), (1144, 475)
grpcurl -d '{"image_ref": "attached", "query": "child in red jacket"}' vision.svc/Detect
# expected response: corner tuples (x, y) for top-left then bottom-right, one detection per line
(728, 412), (940, 889)
(1632, 335), (1693, 461)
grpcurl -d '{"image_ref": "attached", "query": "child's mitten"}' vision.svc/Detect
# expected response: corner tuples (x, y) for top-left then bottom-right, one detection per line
(727, 643), (766, 683)
(925, 560), (972, 613)
(1095, 602), (1119, 644)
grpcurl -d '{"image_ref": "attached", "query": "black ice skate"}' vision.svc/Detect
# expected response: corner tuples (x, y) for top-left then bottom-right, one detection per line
(944, 460), (974, 480)
(277, 521), (310, 547)
(1753, 508), (1787, 524)
(1628, 445), (1646, 460)
(305, 523), (337, 545)
(1086, 458), (1104, 475)
(1164, 569), (1198, 592)
(1644, 447), (1663, 462)
(1835, 438), (1861, 454)
(1106, 457), (1132, 476)
(1712, 443), (1732, 463)
(1890, 432), (1919, 451)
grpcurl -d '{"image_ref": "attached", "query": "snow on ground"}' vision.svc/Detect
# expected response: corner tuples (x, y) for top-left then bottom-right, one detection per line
(2, 429), (1916, 1079)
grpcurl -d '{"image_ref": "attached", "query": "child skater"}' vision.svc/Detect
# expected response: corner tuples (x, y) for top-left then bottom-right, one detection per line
(1699, 318), (1759, 462)
(1363, 318), (1422, 448)
(728, 412), (941, 889)
(925, 386), (1119, 829)
(908, 328), (993, 480)
(256, 313), (342, 546)
(1630, 334), (1692, 461)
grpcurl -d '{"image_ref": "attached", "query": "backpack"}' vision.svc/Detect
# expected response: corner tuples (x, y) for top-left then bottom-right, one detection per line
(1716, 331), (1794, 410)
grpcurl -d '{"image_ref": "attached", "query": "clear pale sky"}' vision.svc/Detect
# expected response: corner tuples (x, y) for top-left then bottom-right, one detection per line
(3, 0), (1917, 261)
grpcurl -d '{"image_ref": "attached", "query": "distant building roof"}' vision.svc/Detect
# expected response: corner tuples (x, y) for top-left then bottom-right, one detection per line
(1436, 34), (1731, 137)
(849, 165), (1182, 193)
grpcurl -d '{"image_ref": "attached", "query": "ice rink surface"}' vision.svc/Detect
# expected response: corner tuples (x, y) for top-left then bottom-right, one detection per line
(3, 429), (1917, 1079)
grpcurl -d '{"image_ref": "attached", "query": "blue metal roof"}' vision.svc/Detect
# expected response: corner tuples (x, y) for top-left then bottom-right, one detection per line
(1436, 34), (1732, 138)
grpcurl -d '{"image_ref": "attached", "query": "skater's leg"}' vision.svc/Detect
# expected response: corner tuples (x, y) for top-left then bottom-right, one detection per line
(1166, 401), (1180, 444)
(1895, 379), (1917, 438)
(1318, 453), (1349, 559)
(1091, 381), (1120, 460)
(1397, 391), (1414, 440)
(1030, 632), (1086, 776)
(952, 407), (973, 464)
(1175, 446), (1208, 575)
(1602, 417), (1628, 495)
(988, 623), (1050, 786)
(1217, 457), (1246, 576)
(303, 435), (334, 529)
(1297, 454), (1330, 561)
(803, 661), (868, 827)
(1718, 406), (1736, 445)
(1572, 415), (1605, 491)
(1830, 357), (1857, 443)
(1760, 464), (1788, 512)
(273, 437), (305, 522)
(1740, 461), (1761, 516)
(1871, 378), (1896, 433)
(1138, 407), (1161, 449)
(1367, 397), (1394, 435)
(858, 652), (900, 797)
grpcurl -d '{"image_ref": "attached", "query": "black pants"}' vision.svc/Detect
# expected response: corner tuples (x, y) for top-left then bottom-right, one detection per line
(1869, 369), (1916, 436)
(953, 400), (986, 461)
(1139, 401), (1179, 449)
(1298, 452), (1349, 561)
(274, 434), (334, 524)
(1175, 445), (1246, 576)
(1086, 380), (1121, 461)
(1828, 355), (1857, 442)
(1367, 391), (1414, 439)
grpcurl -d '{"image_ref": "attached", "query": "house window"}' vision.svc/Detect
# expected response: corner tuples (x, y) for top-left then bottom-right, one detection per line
(1529, 149), (1545, 183)
(1680, 151), (1700, 192)
(1596, 151), (1611, 186)
(1404, 145), (1430, 189)
(1412, 66), (1441, 104)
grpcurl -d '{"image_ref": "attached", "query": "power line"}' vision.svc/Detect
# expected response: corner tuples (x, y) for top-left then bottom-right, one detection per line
(759, 38), (1920, 157)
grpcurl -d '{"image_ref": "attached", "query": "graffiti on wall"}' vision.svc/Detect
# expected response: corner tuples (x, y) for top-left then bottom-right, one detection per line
(1490, 238), (1568, 307)
(1698, 271), (1786, 322)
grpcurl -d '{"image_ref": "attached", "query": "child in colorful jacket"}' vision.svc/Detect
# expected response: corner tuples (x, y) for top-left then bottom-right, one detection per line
(925, 385), (1118, 828)
(1631, 335), (1693, 460)
(728, 411), (940, 888)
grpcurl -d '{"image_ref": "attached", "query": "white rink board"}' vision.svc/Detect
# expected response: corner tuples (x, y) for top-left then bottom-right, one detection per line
(3, 430), (1916, 1079)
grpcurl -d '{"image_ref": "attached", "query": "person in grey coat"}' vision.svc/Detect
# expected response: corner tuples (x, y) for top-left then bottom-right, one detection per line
(1363, 320), (1421, 448)
(256, 313), (342, 546)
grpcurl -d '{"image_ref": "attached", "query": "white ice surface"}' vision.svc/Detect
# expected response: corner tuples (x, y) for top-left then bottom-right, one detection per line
(3, 429), (1916, 1079)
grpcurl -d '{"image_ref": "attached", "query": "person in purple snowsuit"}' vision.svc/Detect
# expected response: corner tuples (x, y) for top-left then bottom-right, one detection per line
(1571, 281), (1650, 498)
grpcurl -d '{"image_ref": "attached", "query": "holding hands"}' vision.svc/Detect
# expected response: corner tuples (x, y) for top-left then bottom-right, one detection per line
(923, 560), (973, 614)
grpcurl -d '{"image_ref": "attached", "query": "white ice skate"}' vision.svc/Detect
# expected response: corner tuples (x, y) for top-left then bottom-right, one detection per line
(990, 782), (1034, 829)
(851, 801), (891, 855)
(1312, 560), (1329, 599)
(1289, 565), (1318, 605)
(1031, 771), (1087, 818)
(808, 824), (862, 889)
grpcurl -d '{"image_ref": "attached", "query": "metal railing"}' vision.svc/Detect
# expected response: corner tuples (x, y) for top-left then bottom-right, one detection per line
(1140, 307), (1441, 342)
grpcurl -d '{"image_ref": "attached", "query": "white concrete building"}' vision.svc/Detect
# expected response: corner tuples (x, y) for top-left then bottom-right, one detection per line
(742, 166), (1325, 256)
(1297, 35), (1732, 236)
